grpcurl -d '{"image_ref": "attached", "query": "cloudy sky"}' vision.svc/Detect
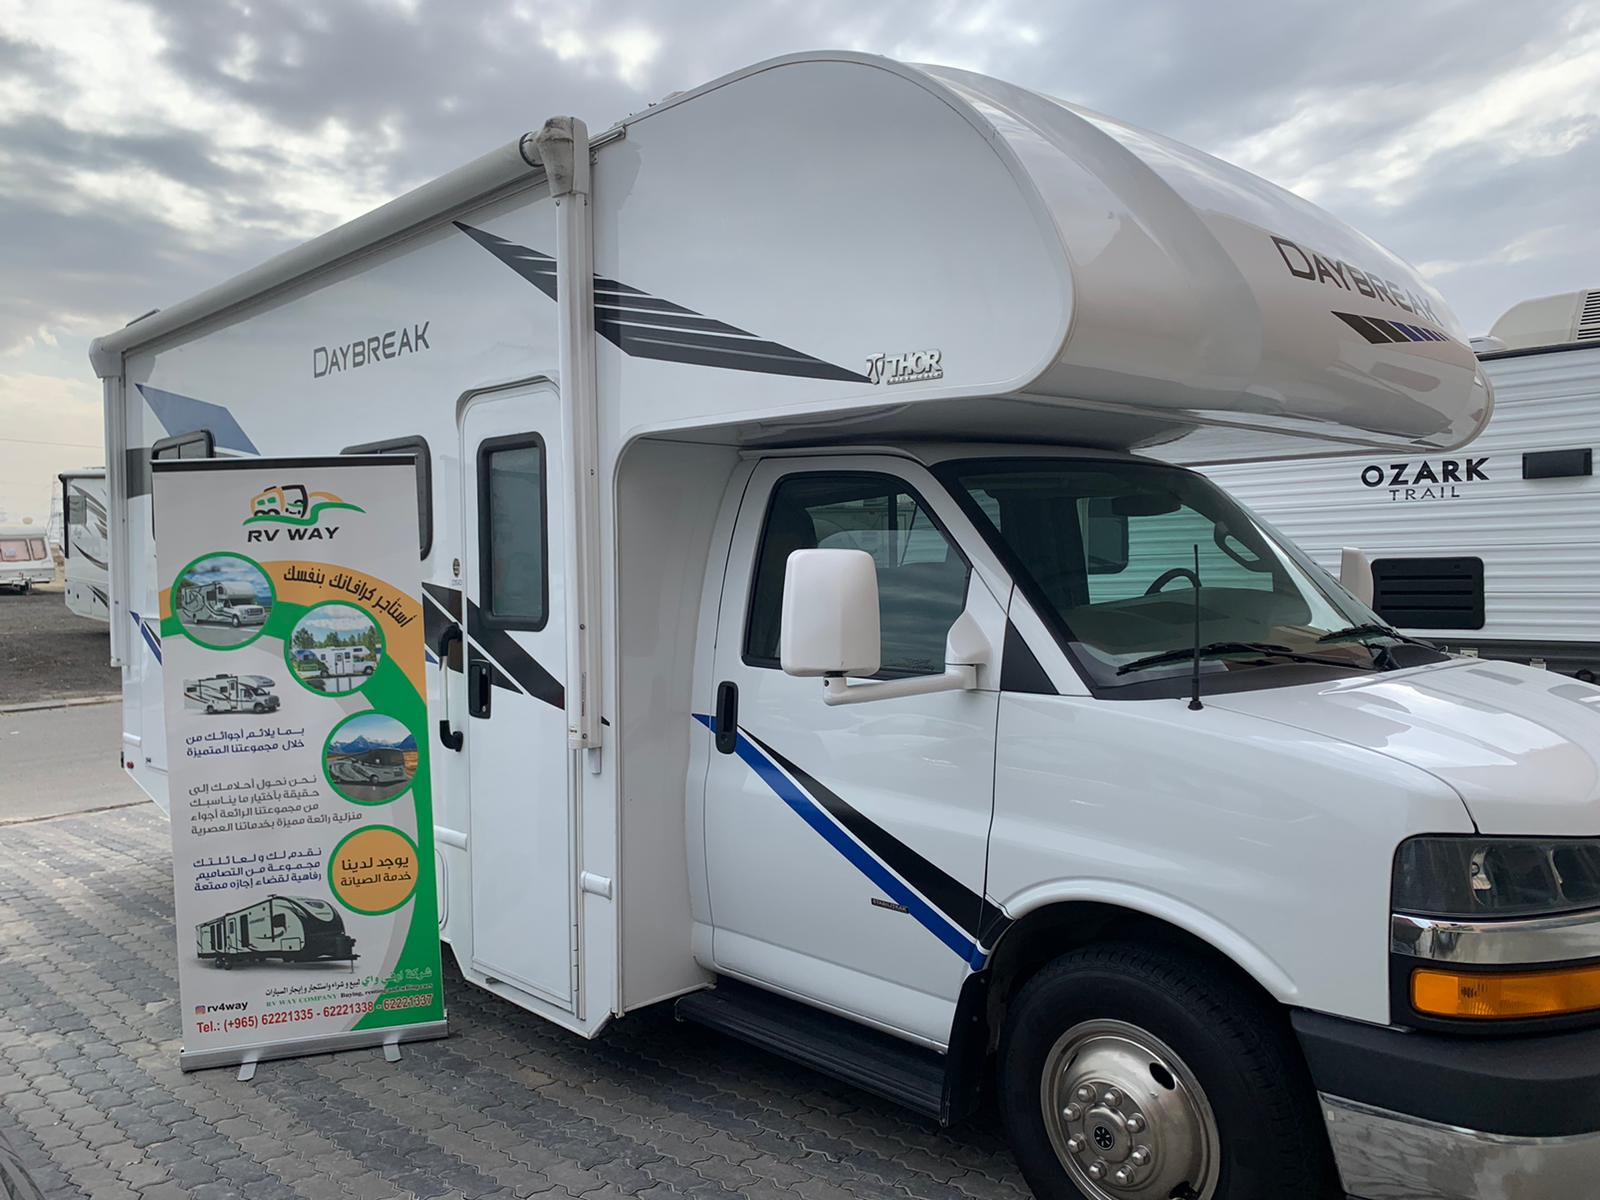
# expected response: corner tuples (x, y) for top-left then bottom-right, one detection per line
(2, 0), (1597, 520)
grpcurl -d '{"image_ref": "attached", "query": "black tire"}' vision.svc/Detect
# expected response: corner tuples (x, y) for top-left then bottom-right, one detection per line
(229, 614), (240, 628)
(998, 942), (1337, 1200)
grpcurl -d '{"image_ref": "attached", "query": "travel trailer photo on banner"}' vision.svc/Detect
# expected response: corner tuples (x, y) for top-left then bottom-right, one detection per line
(152, 455), (444, 1072)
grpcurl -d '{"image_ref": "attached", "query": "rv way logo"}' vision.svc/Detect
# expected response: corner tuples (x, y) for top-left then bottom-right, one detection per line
(867, 349), (943, 386)
(245, 484), (363, 535)
(1361, 458), (1489, 502)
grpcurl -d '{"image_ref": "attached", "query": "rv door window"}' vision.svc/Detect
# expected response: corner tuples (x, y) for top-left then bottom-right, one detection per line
(744, 472), (970, 676)
(478, 435), (547, 630)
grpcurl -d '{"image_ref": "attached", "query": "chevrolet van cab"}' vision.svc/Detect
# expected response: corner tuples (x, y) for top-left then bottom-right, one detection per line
(90, 52), (1596, 1200)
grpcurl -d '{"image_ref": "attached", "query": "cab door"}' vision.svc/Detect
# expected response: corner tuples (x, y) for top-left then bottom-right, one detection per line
(700, 456), (1008, 1046)
(459, 383), (575, 1010)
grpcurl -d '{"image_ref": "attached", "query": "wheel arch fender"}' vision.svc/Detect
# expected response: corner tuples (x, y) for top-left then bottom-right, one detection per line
(991, 881), (1300, 1005)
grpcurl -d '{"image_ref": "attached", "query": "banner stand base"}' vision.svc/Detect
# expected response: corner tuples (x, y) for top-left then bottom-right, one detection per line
(181, 1020), (448, 1074)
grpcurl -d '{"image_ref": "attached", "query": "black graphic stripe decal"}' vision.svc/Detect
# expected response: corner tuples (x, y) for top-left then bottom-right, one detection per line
(454, 221), (869, 383)
(743, 729), (1008, 945)
(421, 583), (564, 711)
(1334, 310), (1449, 345)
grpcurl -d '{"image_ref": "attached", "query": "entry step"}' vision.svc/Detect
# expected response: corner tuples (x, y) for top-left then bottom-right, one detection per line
(675, 978), (948, 1119)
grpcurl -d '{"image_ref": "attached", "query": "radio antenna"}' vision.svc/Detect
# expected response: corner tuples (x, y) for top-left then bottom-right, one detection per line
(1189, 543), (1204, 711)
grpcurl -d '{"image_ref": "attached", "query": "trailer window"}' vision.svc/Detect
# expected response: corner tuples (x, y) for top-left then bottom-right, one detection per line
(477, 435), (547, 630)
(744, 472), (970, 676)
(343, 436), (432, 558)
(0, 539), (25, 562)
(151, 429), (214, 461)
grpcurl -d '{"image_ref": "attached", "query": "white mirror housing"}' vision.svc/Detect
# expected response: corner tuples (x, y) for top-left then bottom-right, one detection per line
(1340, 546), (1375, 607)
(780, 549), (881, 678)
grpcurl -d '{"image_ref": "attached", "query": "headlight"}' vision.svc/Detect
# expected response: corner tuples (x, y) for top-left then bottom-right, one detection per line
(1394, 836), (1600, 919)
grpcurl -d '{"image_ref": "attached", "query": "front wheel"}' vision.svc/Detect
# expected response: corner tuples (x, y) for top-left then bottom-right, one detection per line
(998, 942), (1336, 1200)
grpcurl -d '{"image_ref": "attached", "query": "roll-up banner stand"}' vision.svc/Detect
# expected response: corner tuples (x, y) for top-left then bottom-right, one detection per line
(152, 456), (446, 1072)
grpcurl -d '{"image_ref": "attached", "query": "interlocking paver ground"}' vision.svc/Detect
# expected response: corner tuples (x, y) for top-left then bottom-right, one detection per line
(0, 805), (1029, 1198)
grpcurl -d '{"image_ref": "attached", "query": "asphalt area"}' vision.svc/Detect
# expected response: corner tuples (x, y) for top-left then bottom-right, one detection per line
(0, 583), (118, 707)
(0, 805), (1031, 1200)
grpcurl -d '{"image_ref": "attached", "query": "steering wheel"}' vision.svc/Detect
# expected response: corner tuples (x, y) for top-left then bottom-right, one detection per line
(1144, 567), (1198, 596)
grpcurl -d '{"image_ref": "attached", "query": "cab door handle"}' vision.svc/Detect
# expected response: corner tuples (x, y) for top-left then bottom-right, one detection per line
(714, 681), (738, 755)
(468, 660), (492, 719)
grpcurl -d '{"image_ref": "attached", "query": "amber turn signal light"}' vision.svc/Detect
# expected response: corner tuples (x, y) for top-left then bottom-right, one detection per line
(1412, 963), (1600, 1020)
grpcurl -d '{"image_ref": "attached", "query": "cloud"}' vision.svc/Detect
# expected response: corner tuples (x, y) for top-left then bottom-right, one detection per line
(1, 0), (1597, 521)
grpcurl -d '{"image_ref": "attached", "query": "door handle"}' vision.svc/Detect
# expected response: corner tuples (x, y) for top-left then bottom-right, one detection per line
(714, 681), (738, 755)
(468, 659), (492, 719)
(436, 625), (463, 750)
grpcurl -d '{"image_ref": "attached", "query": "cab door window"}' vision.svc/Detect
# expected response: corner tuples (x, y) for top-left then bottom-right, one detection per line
(744, 472), (969, 676)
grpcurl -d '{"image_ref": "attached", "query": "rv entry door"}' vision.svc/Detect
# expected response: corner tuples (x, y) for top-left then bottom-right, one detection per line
(459, 382), (575, 1011)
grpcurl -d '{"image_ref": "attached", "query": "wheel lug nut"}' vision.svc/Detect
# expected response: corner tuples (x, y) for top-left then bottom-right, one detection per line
(1066, 1135), (1085, 1154)
(1125, 1113), (1146, 1133)
(1113, 1166), (1134, 1185)
(1130, 1146), (1151, 1166)
(1086, 1161), (1105, 1180)
(1074, 1084), (1096, 1104)
(1103, 1087), (1124, 1108)
(1063, 1102), (1082, 1121)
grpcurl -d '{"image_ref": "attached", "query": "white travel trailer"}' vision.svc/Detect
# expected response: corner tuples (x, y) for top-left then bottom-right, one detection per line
(0, 523), (52, 594)
(1205, 288), (1600, 680)
(89, 52), (1600, 1200)
(197, 895), (357, 967)
(59, 469), (110, 621)
(308, 646), (374, 676)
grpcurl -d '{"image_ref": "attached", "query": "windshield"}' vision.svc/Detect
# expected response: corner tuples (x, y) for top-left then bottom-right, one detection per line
(941, 457), (1386, 692)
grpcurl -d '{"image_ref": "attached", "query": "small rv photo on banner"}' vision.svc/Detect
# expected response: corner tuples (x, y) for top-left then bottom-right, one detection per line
(173, 554), (274, 649)
(323, 712), (416, 804)
(286, 602), (384, 695)
(183, 673), (282, 715)
(196, 895), (358, 971)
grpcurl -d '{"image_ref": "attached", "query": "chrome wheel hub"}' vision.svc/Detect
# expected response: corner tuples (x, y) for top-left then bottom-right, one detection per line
(1040, 1019), (1219, 1200)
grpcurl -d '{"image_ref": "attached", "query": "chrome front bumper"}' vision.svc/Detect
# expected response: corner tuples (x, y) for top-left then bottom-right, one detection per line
(1323, 1094), (1600, 1200)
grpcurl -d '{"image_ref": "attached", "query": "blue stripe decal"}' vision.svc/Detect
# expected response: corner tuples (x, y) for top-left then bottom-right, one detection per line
(136, 383), (259, 454)
(696, 714), (986, 967)
(130, 610), (162, 664)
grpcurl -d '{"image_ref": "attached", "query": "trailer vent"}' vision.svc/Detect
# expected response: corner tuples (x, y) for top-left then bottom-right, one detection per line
(1579, 290), (1600, 342)
(1370, 557), (1484, 630)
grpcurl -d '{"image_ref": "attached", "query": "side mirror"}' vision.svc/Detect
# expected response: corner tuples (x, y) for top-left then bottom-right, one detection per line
(780, 549), (881, 678)
(1339, 546), (1374, 607)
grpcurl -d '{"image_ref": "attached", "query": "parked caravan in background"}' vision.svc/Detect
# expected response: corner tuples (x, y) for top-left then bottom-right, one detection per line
(0, 523), (52, 594)
(1205, 287), (1600, 679)
(177, 580), (266, 627)
(91, 52), (1600, 1199)
(196, 896), (357, 968)
(59, 469), (110, 621)
(184, 674), (280, 714)
(327, 748), (407, 786)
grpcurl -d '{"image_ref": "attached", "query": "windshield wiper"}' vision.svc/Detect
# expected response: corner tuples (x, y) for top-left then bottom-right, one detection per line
(1316, 623), (1430, 647)
(1116, 641), (1368, 676)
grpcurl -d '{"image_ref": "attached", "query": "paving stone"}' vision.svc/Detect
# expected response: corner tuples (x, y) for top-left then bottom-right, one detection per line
(0, 806), (1030, 1200)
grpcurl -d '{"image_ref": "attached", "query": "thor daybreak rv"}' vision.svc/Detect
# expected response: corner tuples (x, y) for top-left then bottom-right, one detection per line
(90, 52), (1599, 1200)
(1204, 288), (1600, 680)
(59, 469), (110, 621)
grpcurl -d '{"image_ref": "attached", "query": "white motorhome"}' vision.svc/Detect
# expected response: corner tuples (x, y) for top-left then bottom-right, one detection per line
(176, 579), (266, 627)
(59, 469), (110, 621)
(184, 674), (280, 714)
(0, 523), (51, 594)
(89, 53), (1600, 1200)
(1205, 288), (1600, 681)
